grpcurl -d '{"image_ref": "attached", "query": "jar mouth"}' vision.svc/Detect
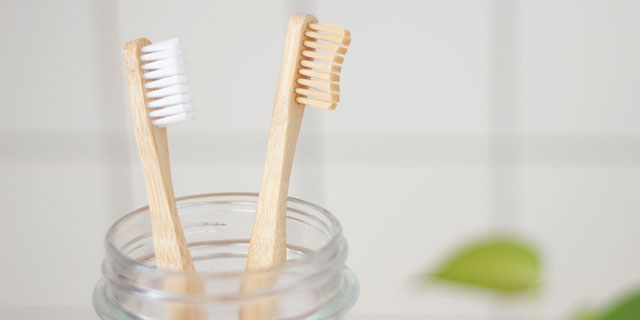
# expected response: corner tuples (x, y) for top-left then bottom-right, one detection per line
(105, 192), (345, 281)
(97, 193), (359, 318)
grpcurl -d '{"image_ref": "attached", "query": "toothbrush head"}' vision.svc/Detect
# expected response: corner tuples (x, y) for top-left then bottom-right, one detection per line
(295, 23), (351, 111)
(140, 39), (193, 127)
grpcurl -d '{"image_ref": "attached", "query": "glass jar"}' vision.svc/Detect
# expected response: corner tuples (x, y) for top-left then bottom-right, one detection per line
(93, 193), (359, 319)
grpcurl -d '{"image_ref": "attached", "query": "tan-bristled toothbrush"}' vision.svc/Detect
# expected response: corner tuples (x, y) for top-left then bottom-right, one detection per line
(123, 38), (202, 319)
(245, 12), (351, 278)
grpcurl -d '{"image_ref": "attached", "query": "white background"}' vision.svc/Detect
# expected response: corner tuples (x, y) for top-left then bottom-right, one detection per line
(2, 0), (640, 319)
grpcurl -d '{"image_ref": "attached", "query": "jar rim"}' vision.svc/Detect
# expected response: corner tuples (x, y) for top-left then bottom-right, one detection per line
(105, 192), (345, 280)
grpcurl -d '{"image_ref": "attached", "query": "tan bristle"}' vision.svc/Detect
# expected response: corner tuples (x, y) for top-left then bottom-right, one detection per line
(295, 88), (340, 102)
(297, 78), (340, 92)
(296, 22), (350, 110)
(299, 69), (340, 82)
(303, 40), (347, 54)
(302, 50), (344, 64)
(305, 31), (351, 46)
(300, 60), (342, 73)
(308, 23), (351, 38)
(296, 97), (337, 110)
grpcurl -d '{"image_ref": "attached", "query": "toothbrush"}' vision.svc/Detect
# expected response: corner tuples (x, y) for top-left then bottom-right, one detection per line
(245, 12), (351, 279)
(241, 14), (350, 319)
(124, 37), (193, 271)
(123, 38), (202, 319)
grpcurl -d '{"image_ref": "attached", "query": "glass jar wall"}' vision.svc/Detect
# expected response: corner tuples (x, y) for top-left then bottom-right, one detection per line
(93, 193), (358, 319)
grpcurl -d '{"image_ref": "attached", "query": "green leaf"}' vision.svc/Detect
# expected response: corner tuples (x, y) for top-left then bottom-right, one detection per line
(570, 309), (601, 320)
(425, 236), (541, 293)
(601, 289), (640, 320)
(569, 289), (640, 320)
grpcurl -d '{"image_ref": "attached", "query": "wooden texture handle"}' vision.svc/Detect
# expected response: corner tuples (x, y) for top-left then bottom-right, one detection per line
(241, 14), (318, 320)
(123, 38), (194, 272)
(246, 13), (317, 273)
(124, 38), (203, 319)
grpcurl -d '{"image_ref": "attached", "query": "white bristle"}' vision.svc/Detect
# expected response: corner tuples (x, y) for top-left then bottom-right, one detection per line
(146, 83), (190, 99)
(145, 75), (189, 89)
(148, 104), (193, 117)
(147, 93), (192, 108)
(141, 38), (192, 127)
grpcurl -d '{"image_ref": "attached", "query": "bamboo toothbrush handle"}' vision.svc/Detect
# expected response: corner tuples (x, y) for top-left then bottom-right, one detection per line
(123, 38), (195, 272)
(240, 14), (318, 320)
(246, 14), (318, 272)
(124, 39), (203, 320)
(124, 38), (204, 320)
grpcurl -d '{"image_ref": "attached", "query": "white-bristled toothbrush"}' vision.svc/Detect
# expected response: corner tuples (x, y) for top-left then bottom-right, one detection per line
(123, 38), (202, 319)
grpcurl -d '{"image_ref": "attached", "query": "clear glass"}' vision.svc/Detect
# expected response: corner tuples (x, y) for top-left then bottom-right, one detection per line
(93, 193), (359, 319)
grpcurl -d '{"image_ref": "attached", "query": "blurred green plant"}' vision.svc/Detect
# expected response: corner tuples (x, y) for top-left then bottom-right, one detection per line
(419, 235), (640, 319)
(571, 288), (640, 320)
(422, 235), (541, 294)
